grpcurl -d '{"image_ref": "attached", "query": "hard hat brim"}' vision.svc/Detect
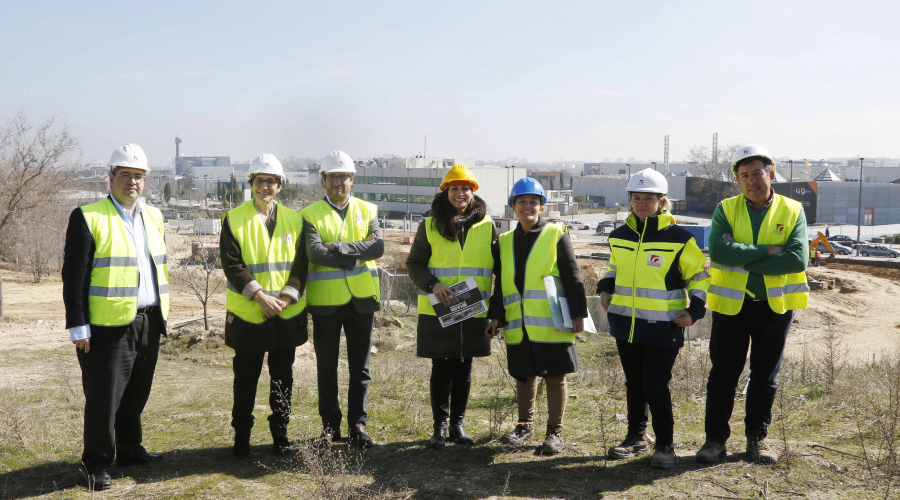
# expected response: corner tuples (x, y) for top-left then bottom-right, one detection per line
(441, 179), (478, 192)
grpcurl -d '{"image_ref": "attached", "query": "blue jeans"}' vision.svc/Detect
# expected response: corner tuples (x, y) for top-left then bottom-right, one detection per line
(704, 300), (793, 443)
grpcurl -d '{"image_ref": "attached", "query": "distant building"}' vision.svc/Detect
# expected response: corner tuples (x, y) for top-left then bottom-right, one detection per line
(529, 171), (563, 190)
(352, 165), (527, 217)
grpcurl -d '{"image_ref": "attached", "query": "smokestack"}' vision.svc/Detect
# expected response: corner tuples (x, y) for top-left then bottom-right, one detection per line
(175, 136), (182, 173)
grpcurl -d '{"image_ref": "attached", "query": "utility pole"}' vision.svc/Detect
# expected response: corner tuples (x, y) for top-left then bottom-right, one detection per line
(789, 160), (793, 199)
(712, 133), (718, 175)
(664, 135), (670, 175)
(857, 157), (864, 246)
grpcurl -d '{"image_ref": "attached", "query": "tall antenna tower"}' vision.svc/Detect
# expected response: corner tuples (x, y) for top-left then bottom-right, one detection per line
(664, 135), (670, 175)
(712, 133), (718, 173)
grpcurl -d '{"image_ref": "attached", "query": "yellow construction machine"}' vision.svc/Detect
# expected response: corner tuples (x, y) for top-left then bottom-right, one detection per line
(810, 231), (835, 254)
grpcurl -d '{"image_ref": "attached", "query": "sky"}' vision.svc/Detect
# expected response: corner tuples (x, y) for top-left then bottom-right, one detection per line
(2, 0), (899, 167)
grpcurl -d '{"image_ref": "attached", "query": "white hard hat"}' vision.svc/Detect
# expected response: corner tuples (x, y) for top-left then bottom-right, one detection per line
(731, 144), (775, 176)
(248, 153), (284, 181)
(108, 143), (149, 172)
(321, 150), (356, 174)
(627, 168), (668, 195)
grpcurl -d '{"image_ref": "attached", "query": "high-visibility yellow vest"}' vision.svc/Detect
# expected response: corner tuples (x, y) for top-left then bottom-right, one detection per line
(80, 198), (170, 326)
(607, 213), (710, 342)
(417, 215), (494, 316)
(301, 198), (381, 306)
(224, 201), (306, 324)
(708, 194), (809, 315)
(499, 223), (573, 345)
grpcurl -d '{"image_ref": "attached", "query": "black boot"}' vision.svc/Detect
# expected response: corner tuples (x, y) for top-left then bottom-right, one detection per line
(448, 362), (473, 445)
(233, 430), (251, 458)
(430, 361), (452, 425)
(430, 420), (448, 449)
(269, 419), (292, 455)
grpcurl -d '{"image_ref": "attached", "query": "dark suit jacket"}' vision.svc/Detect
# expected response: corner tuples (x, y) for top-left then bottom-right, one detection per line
(62, 196), (168, 335)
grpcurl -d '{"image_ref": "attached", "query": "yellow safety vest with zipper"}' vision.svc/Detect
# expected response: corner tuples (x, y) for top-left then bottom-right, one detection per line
(417, 215), (494, 316)
(499, 223), (572, 345)
(224, 201), (306, 324)
(606, 212), (710, 343)
(80, 198), (170, 326)
(708, 194), (809, 315)
(301, 198), (381, 306)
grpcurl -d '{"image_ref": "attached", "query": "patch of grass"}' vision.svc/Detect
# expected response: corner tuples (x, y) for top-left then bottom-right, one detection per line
(2, 307), (900, 498)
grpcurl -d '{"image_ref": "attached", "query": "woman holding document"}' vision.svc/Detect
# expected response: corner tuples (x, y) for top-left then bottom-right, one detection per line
(597, 169), (709, 468)
(486, 177), (587, 456)
(406, 165), (497, 449)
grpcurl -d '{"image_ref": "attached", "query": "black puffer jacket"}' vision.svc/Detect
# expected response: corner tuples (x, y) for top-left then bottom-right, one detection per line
(407, 209), (498, 359)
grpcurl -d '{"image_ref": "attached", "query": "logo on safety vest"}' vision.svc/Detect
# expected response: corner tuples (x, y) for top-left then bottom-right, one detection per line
(647, 254), (663, 268)
(356, 212), (364, 228)
(773, 223), (785, 234)
(284, 233), (292, 247)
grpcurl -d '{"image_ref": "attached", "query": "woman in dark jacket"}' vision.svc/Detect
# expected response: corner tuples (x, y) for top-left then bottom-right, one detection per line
(486, 177), (587, 456)
(406, 165), (498, 449)
(219, 154), (308, 457)
(597, 169), (709, 468)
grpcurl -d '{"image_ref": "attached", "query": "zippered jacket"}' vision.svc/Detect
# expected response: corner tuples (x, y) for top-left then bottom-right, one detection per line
(597, 213), (709, 347)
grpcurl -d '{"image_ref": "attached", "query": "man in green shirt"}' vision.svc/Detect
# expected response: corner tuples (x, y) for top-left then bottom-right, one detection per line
(697, 145), (809, 465)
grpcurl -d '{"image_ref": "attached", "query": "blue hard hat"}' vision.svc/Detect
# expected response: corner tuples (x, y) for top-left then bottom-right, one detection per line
(508, 177), (547, 206)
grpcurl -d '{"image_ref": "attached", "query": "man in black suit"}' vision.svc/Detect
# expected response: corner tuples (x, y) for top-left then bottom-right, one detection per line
(62, 144), (169, 491)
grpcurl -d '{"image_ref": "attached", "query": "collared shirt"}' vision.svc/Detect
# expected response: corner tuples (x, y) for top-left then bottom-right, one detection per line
(69, 194), (159, 341)
(325, 193), (350, 211)
(745, 188), (774, 212)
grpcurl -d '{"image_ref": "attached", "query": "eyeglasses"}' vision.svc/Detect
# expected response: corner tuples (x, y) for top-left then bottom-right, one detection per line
(115, 172), (144, 182)
(324, 174), (353, 182)
(252, 178), (280, 187)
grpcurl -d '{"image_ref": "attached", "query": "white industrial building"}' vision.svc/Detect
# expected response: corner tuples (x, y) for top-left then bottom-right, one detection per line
(573, 175), (688, 209)
(353, 165), (527, 217)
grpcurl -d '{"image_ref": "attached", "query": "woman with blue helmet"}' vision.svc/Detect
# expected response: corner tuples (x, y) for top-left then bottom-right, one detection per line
(486, 177), (587, 455)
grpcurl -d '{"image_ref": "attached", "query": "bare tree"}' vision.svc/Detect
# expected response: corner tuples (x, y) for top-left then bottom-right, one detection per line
(0, 113), (80, 315)
(687, 143), (742, 180)
(278, 186), (299, 206)
(168, 228), (225, 330)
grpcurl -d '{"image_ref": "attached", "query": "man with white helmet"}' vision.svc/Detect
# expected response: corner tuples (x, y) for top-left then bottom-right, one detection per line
(300, 150), (384, 448)
(62, 144), (169, 491)
(697, 145), (808, 465)
(219, 154), (309, 457)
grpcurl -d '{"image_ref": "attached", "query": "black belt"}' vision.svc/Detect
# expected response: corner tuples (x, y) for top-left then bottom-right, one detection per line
(137, 306), (158, 315)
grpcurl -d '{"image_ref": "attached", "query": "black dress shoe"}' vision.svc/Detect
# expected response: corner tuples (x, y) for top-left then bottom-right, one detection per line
(87, 470), (112, 491)
(117, 451), (165, 467)
(349, 424), (375, 449)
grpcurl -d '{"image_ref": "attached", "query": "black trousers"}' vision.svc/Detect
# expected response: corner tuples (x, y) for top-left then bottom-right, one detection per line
(231, 348), (297, 435)
(312, 304), (373, 432)
(430, 357), (473, 423)
(705, 300), (793, 443)
(77, 309), (163, 474)
(616, 340), (680, 446)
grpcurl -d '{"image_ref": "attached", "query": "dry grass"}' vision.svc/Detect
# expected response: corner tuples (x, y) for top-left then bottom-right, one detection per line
(2, 307), (900, 499)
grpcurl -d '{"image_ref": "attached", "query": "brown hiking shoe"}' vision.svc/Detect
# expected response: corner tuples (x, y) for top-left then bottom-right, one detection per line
(747, 437), (778, 464)
(539, 429), (564, 455)
(608, 433), (655, 459)
(314, 429), (338, 450)
(500, 423), (534, 445)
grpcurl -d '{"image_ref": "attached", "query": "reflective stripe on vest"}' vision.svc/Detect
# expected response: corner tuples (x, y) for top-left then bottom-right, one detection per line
(80, 198), (170, 326)
(416, 216), (494, 316)
(708, 194), (809, 315)
(224, 201), (306, 324)
(499, 223), (572, 345)
(606, 213), (702, 342)
(300, 198), (381, 306)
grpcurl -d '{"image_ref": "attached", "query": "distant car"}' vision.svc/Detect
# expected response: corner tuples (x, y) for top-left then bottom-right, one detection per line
(565, 220), (591, 230)
(382, 220), (396, 229)
(411, 214), (424, 221)
(819, 241), (851, 255)
(828, 235), (853, 243)
(597, 220), (615, 227)
(858, 244), (899, 258)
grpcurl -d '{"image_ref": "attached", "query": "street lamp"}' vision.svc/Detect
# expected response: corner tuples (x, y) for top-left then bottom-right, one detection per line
(788, 160), (793, 199)
(857, 157), (864, 246)
(651, 161), (657, 171)
(626, 163), (631, 178)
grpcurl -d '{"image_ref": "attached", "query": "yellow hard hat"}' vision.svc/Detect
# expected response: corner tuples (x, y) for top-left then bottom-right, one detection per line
(440, 164), (478, 191)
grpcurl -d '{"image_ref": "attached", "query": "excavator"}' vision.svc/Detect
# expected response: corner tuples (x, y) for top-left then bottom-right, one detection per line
(810, 231), (836, 254)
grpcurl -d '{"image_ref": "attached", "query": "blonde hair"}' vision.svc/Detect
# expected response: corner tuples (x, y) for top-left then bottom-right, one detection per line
(628, 193), (671, 217)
